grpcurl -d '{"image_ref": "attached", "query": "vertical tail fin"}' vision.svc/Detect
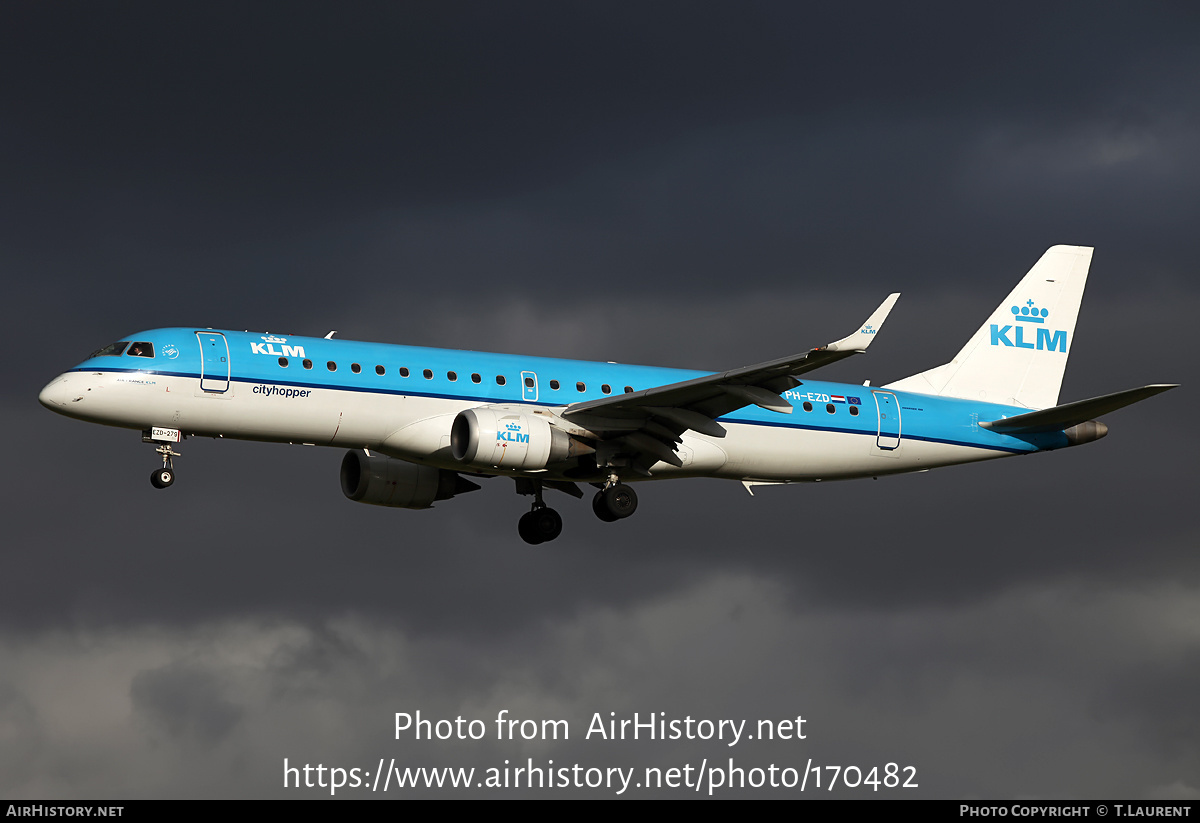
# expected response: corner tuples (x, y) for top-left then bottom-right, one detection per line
(884, 245), (1093, 409)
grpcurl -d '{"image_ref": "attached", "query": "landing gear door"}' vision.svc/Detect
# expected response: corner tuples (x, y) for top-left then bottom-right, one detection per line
(521, 371), (538, 402)
(873, 390), (901, 451)
(196, 332), (230, 393)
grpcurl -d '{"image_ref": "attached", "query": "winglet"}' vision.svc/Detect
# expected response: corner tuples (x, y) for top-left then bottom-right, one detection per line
(822, 293), (900, 353)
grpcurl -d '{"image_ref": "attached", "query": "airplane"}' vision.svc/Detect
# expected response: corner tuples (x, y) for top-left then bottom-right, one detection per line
(39, 245), (1176, 544)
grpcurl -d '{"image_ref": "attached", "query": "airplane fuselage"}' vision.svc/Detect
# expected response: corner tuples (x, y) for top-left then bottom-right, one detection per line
(40, 327), (1065, 486)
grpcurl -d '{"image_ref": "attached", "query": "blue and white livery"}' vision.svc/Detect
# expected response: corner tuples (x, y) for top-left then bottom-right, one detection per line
(39, 246), (1176, 543)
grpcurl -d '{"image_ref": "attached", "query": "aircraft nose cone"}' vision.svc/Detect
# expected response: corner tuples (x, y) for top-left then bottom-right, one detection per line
(38, 374), (73, 410)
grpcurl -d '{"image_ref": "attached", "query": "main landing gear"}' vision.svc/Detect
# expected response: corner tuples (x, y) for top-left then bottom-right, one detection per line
(518, 506), (563, 545)
(514, 475), (639, 544)
(592, 482), (637, 522)
(516, 480), (563, 545)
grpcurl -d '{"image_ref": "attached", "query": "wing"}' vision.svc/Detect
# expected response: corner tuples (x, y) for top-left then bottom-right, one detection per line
(561, 293), (900, 475)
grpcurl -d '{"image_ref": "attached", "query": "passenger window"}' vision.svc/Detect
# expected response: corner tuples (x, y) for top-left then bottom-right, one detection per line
(376, 365), (385, 375)
(624, 386), (633, 393)
(849, 405), (859, 416)
(91, 342), (129, 358)
(302, 359), (313, 369)
(601, 384), (611, 394)
(351, 363), (361, 374)
(826, 403), (835, 414)
(327, 361), (337, 371)
(448, 371), (458, 381)
(423, 369), (433, 379)
(576, 382), (586, 392)
(496, 375), (506, 386)
(803, 402), (813, 412)
(471, 373), (481, 383)
(127, 342), (154, 358)
(550, 380), (560, 390)
(399, 367), (410, 377)
(278, 357), (288, 367)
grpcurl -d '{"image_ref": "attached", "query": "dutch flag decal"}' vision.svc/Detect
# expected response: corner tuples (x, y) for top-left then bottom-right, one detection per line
(831, 395), (846, 404)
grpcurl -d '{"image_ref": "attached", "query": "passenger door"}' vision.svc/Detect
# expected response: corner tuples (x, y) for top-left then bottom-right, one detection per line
(196, 332), (230, 393)
(872, 390), (901, 451)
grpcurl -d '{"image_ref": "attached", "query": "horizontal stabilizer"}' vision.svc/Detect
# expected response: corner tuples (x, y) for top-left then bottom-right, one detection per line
(980, 384), (1178, 434)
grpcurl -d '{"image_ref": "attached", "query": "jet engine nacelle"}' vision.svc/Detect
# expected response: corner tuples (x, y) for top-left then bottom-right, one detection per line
(340, 450), (480, 509)
(451, 407), (591, 470)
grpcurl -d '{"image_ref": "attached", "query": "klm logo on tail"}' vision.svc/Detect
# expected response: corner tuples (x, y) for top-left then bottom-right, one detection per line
(990, 300), (1067, 352)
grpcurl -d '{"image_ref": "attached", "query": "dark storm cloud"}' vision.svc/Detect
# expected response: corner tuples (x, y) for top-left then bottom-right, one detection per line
(3, 1), (1197, 800)
(4, 3), (1198, 272)
(131, 662), (242, 745)
(2, 579), (1197, 797)
(4, 3), (1198, 384)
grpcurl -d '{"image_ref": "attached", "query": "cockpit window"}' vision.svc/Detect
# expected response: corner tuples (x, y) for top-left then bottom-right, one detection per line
(90, 341), (129, 358)
(127, 342), (154, 358)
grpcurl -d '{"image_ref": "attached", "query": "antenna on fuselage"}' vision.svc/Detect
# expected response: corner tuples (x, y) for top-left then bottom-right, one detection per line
(324, 331), (338, 339)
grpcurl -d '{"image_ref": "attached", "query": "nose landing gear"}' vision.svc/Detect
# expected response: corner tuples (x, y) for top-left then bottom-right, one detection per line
(143, 428), (182, 490)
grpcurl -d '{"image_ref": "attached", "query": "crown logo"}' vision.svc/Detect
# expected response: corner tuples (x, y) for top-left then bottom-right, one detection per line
(505, 422), (522, 432)
(261, 335), (288, 343)
(1010, 299), (1048, 324)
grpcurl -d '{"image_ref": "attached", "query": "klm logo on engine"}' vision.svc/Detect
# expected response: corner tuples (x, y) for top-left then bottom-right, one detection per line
(249, 335), (305, 358)
(497, 421), (529, 444)
(990, 300), (1067, 352)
